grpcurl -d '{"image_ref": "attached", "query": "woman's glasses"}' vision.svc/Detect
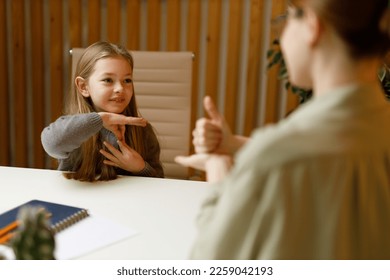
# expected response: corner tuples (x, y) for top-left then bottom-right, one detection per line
(271, 13), (288, 39)
(270, 7), (304, 38)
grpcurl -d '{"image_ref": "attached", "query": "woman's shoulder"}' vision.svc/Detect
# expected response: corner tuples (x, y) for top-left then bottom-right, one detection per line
(236, 118), (331, 172)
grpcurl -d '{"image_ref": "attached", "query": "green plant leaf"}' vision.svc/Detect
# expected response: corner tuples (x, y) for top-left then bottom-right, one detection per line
(267, 49), (275, 58)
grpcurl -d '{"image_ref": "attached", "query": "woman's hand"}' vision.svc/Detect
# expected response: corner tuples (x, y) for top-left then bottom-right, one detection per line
(100, 140), (146, 173)
(175, 154), (212, 171)
(194, 96), (246, 155)
(98, 112), (147, 141)
(193, 96), (229, 154)
(175, 154), (233, 183)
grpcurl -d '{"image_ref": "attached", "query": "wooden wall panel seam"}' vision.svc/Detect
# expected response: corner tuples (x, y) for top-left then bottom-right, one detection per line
(31, 0), (45, 168)
(243, 0), (264, 136)
(0, 0), (10, 165)
(11, 0), (28, 166)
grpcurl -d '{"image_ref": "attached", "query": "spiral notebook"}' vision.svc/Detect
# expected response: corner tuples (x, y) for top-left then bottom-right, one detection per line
(0, 199), (89, 234)
(0, 199), (137, 259)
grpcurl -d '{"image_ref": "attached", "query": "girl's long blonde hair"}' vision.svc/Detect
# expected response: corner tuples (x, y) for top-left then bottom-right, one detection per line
(64, 41), (146, 181)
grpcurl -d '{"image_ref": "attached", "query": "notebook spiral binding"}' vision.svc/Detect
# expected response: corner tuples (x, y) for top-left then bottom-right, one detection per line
(51, 209), (90, 234)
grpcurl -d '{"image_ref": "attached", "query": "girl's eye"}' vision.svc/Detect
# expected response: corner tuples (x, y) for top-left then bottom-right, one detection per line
(102, 78), (113, 83)
(124, 78), (133, 84)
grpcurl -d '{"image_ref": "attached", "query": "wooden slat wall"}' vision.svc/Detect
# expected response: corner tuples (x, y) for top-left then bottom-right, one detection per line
(107, 0), (121, 43)
(147, 0), (161, 51)
(0, 0), (9, 166)
(11, 0), (27, 167)
(264, 0), (287, 124)
(1, 0), (299, 170)
(186, 0), (201, 154)
(31, 0), (45, 168)
(88, 0), (101, 44)
(224, 0), (243, 133)
(49, 0), (63, 124)
(166, 0), (181, 51)
(69, 0), (82, 47)
(204, 0), (222, 105)
(126, 0), (141, 50)
(243, 0), (264, 136)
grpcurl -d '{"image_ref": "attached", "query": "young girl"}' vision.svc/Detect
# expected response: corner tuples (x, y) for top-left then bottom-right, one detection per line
(42, 41), (164, 181)
(177, 0), (390, 259)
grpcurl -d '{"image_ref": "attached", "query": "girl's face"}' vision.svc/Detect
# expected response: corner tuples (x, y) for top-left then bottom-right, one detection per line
(83, 57), (133, 113)
(280, 5), (313, 89)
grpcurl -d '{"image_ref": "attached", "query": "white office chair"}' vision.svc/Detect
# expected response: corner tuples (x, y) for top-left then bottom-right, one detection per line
(70, 48), (193, 179)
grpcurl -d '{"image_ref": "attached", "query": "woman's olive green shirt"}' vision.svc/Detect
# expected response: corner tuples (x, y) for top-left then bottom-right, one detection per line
(191, 83), (390, 259)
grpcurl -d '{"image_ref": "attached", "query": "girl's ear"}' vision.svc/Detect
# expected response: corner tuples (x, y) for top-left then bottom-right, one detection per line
(305, 7), (323, 48)
(75, 76), (90, 97)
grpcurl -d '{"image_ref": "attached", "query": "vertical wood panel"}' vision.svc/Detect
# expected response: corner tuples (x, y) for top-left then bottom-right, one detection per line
(11, 0), (27, 166)
(186, 0), (201, 135)
(69, 0), (82, 48)
(31, 0), (45, 168)
(166, 0), (180, 51)
(126, 0), (141, 50)
(88, 0), (101, 45)
(147, 0), (160, 50)
(107, 0), (121, 43)
(224, 0), (243, 133)
(264, 1), (286, 124)
(243, 0), (264, 136)
(49, 0), (63, 122)
(204, 0), (222, 103)
(0, 0), (9, 166)
(186, 0), (202, 179)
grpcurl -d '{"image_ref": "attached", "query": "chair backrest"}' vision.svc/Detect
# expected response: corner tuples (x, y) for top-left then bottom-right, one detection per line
(70, 48), (193, 179)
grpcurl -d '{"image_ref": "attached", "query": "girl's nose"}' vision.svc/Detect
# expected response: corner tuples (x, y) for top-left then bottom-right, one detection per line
(114, 82), (123, 93)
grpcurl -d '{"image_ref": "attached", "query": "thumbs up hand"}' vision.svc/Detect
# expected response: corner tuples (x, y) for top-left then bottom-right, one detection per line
(175, 96), (246, 182)
(193, 96), (235, 155)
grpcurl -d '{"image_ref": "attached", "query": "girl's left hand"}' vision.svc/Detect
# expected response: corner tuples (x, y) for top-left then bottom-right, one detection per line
(100, 140), (145, 173)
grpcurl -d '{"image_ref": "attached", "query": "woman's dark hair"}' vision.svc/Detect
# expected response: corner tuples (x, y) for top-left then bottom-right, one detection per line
(292, 0), (390, 58)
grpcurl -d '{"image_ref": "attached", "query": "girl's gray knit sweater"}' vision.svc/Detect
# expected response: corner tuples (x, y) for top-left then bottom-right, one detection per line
(41, 112), (164, 178)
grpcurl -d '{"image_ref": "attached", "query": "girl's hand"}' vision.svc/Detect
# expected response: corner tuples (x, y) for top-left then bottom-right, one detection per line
(98, 112), (147, 141)
(100, 140), (146, 173)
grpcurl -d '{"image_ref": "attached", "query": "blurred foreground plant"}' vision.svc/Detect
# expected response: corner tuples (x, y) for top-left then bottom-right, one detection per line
(0, 206), (55, 260)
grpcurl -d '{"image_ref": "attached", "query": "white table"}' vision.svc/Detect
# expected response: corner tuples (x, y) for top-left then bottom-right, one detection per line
(0, 166), (210, 259)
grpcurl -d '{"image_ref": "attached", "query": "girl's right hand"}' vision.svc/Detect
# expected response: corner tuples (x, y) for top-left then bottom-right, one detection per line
(98, 112), (147, 141)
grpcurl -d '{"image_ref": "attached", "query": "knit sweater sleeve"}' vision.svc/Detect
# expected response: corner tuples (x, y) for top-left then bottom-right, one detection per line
(41, 113), (103, 159)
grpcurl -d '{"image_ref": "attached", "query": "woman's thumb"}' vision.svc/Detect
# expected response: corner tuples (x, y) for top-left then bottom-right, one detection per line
(204, 96), (222, 121)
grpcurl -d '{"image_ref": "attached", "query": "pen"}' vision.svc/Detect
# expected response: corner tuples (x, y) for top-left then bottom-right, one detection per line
(0, 207), (52, 245)
(0, 220), (19, 244)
